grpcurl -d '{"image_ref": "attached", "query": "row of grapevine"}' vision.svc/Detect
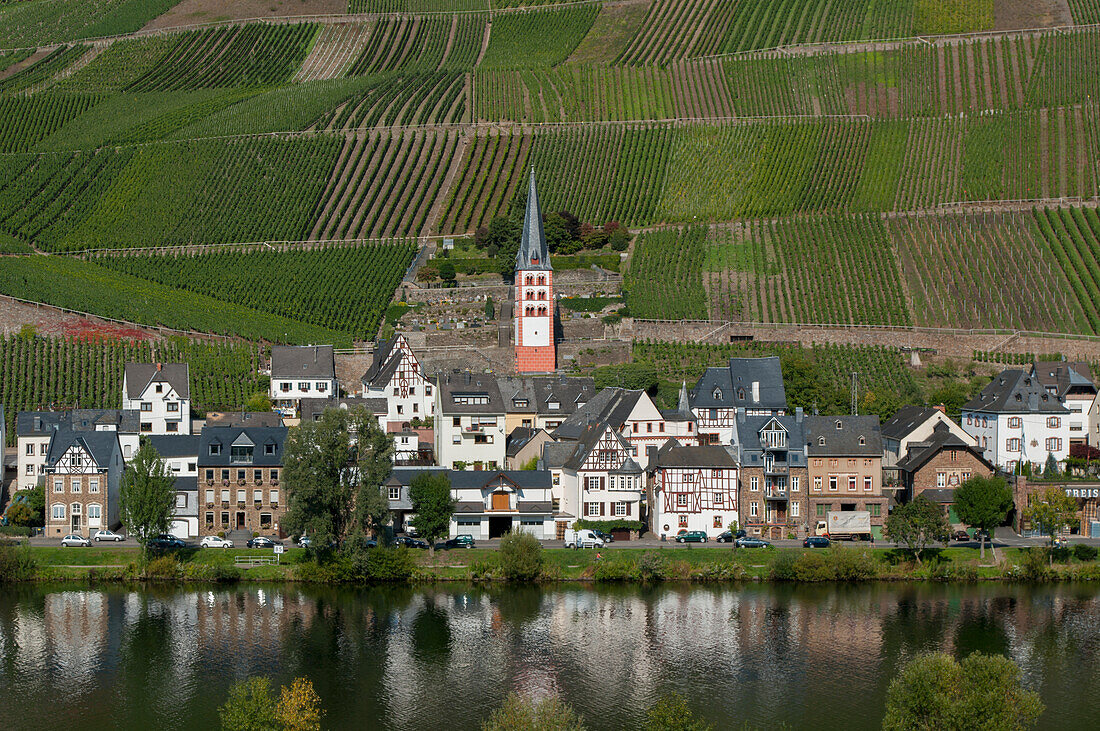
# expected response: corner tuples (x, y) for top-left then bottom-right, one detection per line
(348, 15), (483, 75)
(0, 334), (267, 445)
(126, 24), (320, 91)
(0, 0), (178, 48)
(0, 256), (349, 345)
(94, 242), (418, 339)
(1032, 206), (1100, 335)
(623, 227), (708, 320)
(318, 71), (467, 129)
(437, 130), (528, 232)
(479, 5), (598, 69)
(615, 0), (729, 66)
(0, 93), (101, 153)
(0, 44), (88, 94)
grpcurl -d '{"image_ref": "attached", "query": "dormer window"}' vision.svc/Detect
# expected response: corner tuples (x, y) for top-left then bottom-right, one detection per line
(713, 388), (722, 400)
(738, 388), (745, 400)
(835, 420), (842, 430)
(858, 436), (866, 446)
(818, 437), (825, 446)
(1015, 394), (1022, 402)
(209, 443), (222, 456)
(514, 398), (528, 408)
(265, 443), (276, 456)
(548, 401), (559, 410)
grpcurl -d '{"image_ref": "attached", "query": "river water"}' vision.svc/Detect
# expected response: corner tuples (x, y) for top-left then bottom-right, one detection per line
(0, 582), (1098, 730)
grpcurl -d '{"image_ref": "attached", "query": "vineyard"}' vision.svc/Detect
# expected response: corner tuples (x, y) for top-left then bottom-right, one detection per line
(93, 242), (417, 339)
(0, 334), (267, 445)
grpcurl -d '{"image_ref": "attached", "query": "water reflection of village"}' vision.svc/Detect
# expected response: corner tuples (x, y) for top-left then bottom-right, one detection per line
(2, 585), (1100, 729)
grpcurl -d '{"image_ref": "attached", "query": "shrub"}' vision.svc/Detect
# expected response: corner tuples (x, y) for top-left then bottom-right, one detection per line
(692, 561), (747, 581)
(182, 563), (242, 582)
(352, 547), (415, 582)
(0, 541), (37, 582)
(0, 525), (34, 537)
(930, 562), (978, 581)
(1074, 544), (1098, 562)
(793, 551), (834, 581)
(143, 555), (181, 580)
(769, 550), (798, 580)
(482, 693), (586, 731)
(1016, 548), (1053, 581)
(1070, 562), (1100, 581)
(1051, 545), (1072, 563)
(637, 552), (668, 582)
(593, 559), (633, 581)
(829, 546), (878, 581)
(499, 531), (543, 582)
(468, 559), (497, 580)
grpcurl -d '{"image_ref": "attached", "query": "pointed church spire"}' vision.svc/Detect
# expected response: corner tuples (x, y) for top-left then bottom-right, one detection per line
(678, 380), (690, 415)
(515, 167), (551, 271)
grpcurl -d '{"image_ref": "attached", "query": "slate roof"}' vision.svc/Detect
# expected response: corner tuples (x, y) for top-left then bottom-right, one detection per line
(881, 406), (940, 441)
(689, 356), (786, 410)
(270, 345), (335, 380)
(654, 444), (738, 469)
(437, 371), (505, 414)
(204, 411), (283, 428)
(198, 426), (288, 466)
(147, 434), (201, 458)
(17, 409), (139, 436)
(361, 336), (400, 386)
(173, 477), (197, 492)
(385, 468), (552, 491)
(563, 423), (632, 471)
(298, 397), (387, 423)
(918, 488), (957, 503)
(45, 429), (120, 468)
(1031, 361), (1096, 398)
(551, 387), (646, 441)
(963, 369), (1070, 414)
(540, 441), (576, 470)
(805, 415), (882, 456)
(895, 422), (993, 474)
(514, 167), (551, 272)
(506, 427), (538, 457)
(124, 362), (190, 400)
(497, 377), (538, 414)
(735, 413), (806, 452)
(498, 375), (596, 417)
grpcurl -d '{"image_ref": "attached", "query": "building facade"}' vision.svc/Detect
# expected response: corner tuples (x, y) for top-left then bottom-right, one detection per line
(269, 345), (337, 417)
(560, 424), (645, 531)
(650, 444), (739, 538)
(44, 430), (123, 538)
(961, 369), (1071, 470)
(513, 168), (556, 374)
(896, 422), (996, 522)
(198, 426), (287, 536)
(360, 334), (436, 429)
(17, 411), (138, 491)
(690, 357), (787, 445)
(122, 362), (192, 435)
(733, 411), (809, 539)
(805, 415), (887, 538)
(434, 371), (506, 469)
(1030, 361), (1097, 448)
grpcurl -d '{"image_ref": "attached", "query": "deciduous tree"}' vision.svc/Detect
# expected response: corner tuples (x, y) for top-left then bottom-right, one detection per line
(884, 495), (950, 564)
(119, 441), (176, 554)
(219, 677), (277, 731)
(409, 471), (454, 553)
(644, 693), (712, 731)
(953, 475), (1013, 560)
(1024, 486), (1078, 563)
(276, 677), (323, 731)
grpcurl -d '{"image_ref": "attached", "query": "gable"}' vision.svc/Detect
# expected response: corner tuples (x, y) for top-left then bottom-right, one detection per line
(626, 392), (663, 422)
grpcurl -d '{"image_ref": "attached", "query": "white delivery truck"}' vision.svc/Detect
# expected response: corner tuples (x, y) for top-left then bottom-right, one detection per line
(564, 528), (605, 549)
(816, 511), (872, 541)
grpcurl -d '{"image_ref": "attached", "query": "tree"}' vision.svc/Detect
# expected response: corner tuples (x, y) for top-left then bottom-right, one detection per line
(481, 693), (586, 731)
(1044, 452), (1059, 477)
(1024, 486), (1078, 562)
(953, 475), (1013, 560)
(243, 391), (272, 412)
(883, 652), (1043, 731)
(608, 225), (630, 251)
(499, 530), (543, 581)
(484, 296), (495, 320)
(23, 484), (45, 527)
(119, 441), (176, 554)
(438, 259), (456, 286)
(409, 471), (454, 553)
(884, 495), (950, 564)
(219, 677), (277, 731)
(644, 693), (712, 731)
(282, 406), (394, 550)
(5, 501), (34, 527)
(543, 211), (571, 253)
(276, 678), (323, 731)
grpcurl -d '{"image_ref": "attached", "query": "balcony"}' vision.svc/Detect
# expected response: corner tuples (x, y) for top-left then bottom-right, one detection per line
(764, 486), (788, 500)
(763, 462), (789, 476)
(464, 424), (484, 433)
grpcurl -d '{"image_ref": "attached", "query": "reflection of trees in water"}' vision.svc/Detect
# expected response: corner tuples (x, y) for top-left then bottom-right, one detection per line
(411, 599), (451, 664)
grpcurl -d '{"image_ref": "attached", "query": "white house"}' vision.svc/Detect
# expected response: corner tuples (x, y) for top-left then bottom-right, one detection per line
(434, 371), (506, 469)
(43, 429), (123, 538)
(16, 410), (139, 491)
(123, 363), (192, 435)
(269, 345), (337, 417)
(559, 423), (645, 529)
(1030, 361), (1097, 448)
(361, 334), (436, 429)
(962, 369), (1072, 470)
(148, 434), (201, 538)
(650, 443), (739, 539)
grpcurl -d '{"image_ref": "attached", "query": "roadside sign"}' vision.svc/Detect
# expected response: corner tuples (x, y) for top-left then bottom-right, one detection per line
(273, 544), (284, 554)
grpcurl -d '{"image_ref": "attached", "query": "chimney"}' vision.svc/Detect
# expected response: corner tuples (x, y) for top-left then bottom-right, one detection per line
(934, 404), (946, 414)
(156, 362), (162, 371)
(752, 381), (760, 403)
(795, 406), (803, 423)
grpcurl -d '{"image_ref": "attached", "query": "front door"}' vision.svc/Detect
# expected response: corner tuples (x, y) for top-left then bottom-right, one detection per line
(491, 491), (510, 511)
(236, 512), (245, 529)
(71, 514), (81, 534)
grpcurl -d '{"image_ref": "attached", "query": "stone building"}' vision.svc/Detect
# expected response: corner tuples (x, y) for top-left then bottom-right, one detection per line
(805, 415), (887, 539)
(198, 426), (287, 536)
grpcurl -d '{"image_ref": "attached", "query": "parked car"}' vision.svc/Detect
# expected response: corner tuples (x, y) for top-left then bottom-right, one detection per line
(803, 536), (830, 548)
(592, 530), (614, 543)
(61, 534), (90, 547)
(393, 536), (428, 549)
(676, 530), (708, 543)
(247, 536), (281, 549)
(443, 534), (475, 549)
(404, 525), (419, 537)
(951, 530), (971, 542)
(298, 535), (312, 548)
(200, 535), (234, 549)
(735, 537), (772, 548)
(564, 528), (603, 549)
(716, 529), (746, 543)
(93, 529), (124, 542)
(148, 534), (185, 550)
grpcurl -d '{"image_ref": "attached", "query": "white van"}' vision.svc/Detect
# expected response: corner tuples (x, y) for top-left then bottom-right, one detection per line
(564, 528), (604, 549)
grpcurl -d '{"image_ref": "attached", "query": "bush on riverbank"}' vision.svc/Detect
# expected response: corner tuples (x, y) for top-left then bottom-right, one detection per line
(295, 547), (416, 583)
(770, 546), (878, 582)
(499, 531), (543, 582)
(0, 541), (36, 582)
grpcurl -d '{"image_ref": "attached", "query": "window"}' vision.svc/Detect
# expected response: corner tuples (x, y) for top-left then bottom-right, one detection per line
(298, 382), (310, 392)
(1007, 438), (1021, 452)
(586, 476), (602, 491)
(676, 494), (687, 506)
(205, 469), (214, 481)
(937, 472), (946, 488)
(818, 437), (826, 447)
(265, 443), (275, 456)
(813, 477), (822, 492)
(40, 444), (48, 455)
(791, 476), (800, 492)
(714, 491), (724, 504)
(982, 417), (988, 428)
(750, 476), (759, 491)
(221, 469), (230, 481)
(237, 470), (246, 481)
(966, 414), (972, 425)
(253, 490), (262, 502)
(829, 476), (838, 492)
(176, 493), (186, 509)
(209, 443), (222, 456)
(71, 479), (81, 494)
(155, 384), (163, 394)
(270, 490), (279, 504)
(166, 402), (179, 413)
(141, 422), (152, 433)
(614, 502), (627, 517)
(647, 423), (653, 433)
(1008, 417), (1021, 429)
(864, 475), (872, 492)
(280, 383), (290, 393)
(24, 443), (33, 455)
(88, 504), (101, 520)
(816, 504), (826, 517)
(206, 489), (214, 504)
(714, 516), (724, 528)
(230, 445), (253, 463)
(679, 515), (688, 528)
(51, 505), (65, 520)
(389, 486), (400, 500)
(53, 479), (63, 493)
(586, 503), (600, 517)
(221, 512), (229, 526)
(453, 435), (461, 445)
(848, 476), (857, 491)
(962, 472), (971, 481)
(791, 501), (800, 517)
(254, 469), (262, 482)
(1047, 417), (1061, 428)
(221, 489), (230, 502)
(870, 504), (882, 517)
(270, 470), (279, 482)
(750, 502), (758, 517)
(1046, 437), (1063, 452)
(237, 490), (245, 502)
(660, 423), (665, 433)
(317, 382), (328, 393)
(25, 465), (33, 475)
(858, 437), (866, 446)
(140, 402), (152, 412)
(206, 512), (214, 527)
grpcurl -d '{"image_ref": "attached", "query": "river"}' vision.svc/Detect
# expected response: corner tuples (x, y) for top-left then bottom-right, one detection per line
(0, 582), (1098, 730)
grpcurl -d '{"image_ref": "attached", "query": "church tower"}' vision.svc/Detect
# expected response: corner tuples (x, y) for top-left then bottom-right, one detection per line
(514, 168), (555, 373)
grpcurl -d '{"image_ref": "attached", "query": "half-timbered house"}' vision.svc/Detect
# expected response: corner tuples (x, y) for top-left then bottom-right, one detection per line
(650, 442), (739, 538)
(44, 429), (124, 538)
(690, 357), (787, 445)
(559, 423), (645, 528)
(361, 334), (436, 430)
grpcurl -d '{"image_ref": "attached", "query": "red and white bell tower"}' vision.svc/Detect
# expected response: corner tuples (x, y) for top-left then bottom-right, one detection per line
(514, 167), (555, 373)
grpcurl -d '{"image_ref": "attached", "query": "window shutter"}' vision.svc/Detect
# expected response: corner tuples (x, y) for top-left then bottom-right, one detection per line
(600, 502), (605, 516)
(600, 476), (605, 490)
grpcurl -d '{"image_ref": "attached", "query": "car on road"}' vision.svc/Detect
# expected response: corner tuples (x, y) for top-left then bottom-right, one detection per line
(298, 535), (312, 548)
(404, 525), (418, 537)
(61, 534), (90, 547)
(443, 534), (475, 549)
(393, 536), (428, 549)
(735, 537), (772, 548)
(246, 536), (282, 549)
(200, 535), (234, 549)
(676, 530), (708, 543)
(592, 530), (614, 544)
(93, 529), (124, 542)
(951, 530), (971, 542)
(716, 529), (747, 543)
(803, 536), (830, 548)
(148, 534), (186, 550)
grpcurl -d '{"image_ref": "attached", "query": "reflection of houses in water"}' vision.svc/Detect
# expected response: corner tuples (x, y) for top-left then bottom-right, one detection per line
(43, 591), (110, 683)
